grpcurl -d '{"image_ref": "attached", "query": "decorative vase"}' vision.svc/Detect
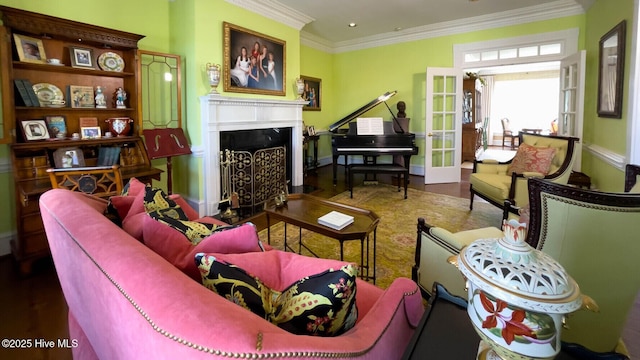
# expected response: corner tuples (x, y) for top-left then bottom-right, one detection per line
(206, 63), (221, 94)
(295, 78), (305, 100)
(451, 219), (596, 360)
(105, 117), (133, 137)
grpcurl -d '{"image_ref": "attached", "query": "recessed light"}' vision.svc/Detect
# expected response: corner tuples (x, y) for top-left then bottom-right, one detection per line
(348, 23), (357, 28)
(394, 27), (403, 31)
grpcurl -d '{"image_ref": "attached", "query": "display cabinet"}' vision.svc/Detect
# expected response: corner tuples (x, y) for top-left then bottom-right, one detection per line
(0, 6), (162, 274)
(461, 78), (482, 162)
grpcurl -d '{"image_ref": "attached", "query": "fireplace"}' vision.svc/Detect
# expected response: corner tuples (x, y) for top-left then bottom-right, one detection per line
(200, 94), (305, 216)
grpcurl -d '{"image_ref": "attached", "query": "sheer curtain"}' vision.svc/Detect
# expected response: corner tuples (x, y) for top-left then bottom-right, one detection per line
(480, 76), (494, 148)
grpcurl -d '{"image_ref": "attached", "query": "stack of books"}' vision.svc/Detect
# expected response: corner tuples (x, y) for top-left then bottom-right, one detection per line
(318, 211), (354, 230)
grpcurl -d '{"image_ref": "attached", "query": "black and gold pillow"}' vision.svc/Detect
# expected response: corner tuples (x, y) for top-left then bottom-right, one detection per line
(196, 253), (358, 336)
(143, 186), (184, 215)
(195, 253), (269, 318)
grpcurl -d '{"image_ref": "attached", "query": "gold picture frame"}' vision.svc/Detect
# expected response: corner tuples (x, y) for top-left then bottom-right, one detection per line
(301, 75), (321, 111)
(14, 34), (47, 64)
(81, 126), (101, 139)
(597, 20), (626, 118)
(223, 22), (286, 96)
(69, 85), (95, 108)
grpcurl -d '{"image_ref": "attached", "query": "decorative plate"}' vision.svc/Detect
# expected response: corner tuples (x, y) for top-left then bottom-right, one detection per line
(98, 52), (125, 72)
(32, 83), (64, 107)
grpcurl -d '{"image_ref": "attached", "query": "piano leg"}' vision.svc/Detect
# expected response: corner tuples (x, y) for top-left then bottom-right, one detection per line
(333, 154), (340, 185)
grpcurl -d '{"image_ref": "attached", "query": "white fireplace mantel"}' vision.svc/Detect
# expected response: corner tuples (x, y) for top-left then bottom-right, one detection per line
(200, 94), (306, 216)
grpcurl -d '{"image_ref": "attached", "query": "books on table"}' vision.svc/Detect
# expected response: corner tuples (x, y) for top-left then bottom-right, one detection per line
(318, 211), (354, 230)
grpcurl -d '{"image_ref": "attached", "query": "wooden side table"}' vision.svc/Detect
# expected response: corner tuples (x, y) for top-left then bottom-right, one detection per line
(568, 171), (591, 189)
(264, 194), (380, 283)
(303, 134), (319, 175)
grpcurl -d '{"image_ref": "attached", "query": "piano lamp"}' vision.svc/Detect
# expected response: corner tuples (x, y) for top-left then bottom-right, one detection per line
(143, 128), (192, 194)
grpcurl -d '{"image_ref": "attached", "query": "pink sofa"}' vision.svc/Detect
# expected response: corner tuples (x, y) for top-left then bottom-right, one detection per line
(40, 189), (425, 359)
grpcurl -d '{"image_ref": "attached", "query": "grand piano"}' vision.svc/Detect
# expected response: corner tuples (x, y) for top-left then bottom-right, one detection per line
(329, 91), (419, 185)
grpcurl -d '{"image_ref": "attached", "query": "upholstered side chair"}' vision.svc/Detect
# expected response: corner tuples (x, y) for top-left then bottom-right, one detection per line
(624, 163), (640, 192)
(414, 166), (640, 356)
(524, 177), (640, 355)
(469, 132), (579, 214)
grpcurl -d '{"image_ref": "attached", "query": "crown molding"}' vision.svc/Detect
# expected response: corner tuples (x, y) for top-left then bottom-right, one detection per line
(225, 0), (314, 31)
(301, 0), (586, 53)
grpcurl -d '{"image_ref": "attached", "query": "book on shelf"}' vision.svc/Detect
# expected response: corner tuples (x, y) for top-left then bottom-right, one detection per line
(14, 79), (37, 107)
(97, 147), (121, 166)
(318, 211), (354, 230)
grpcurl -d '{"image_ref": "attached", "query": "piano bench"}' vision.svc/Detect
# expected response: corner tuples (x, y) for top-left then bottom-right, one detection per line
(348, 164), (409, 199)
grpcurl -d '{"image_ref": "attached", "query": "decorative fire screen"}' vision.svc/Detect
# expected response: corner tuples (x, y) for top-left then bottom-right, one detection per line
(219, 146), (287, 218)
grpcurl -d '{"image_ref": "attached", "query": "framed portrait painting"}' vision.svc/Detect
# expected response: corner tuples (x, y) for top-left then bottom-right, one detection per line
(14, 34), (46, 64)
(301, 76), (321, 111)
(597, 20), (626, 118)
(223, 22), (286, 96)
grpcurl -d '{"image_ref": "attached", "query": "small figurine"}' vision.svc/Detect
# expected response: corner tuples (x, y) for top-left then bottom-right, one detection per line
(95, 86), (106, 108)
(396, 101), (407, 118)
(114, 87), (127, 109)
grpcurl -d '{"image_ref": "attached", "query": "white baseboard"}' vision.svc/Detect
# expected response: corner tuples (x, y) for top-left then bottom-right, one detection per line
(0, 231), (15, 256)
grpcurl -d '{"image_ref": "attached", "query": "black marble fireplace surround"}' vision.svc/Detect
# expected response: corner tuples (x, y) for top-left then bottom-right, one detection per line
(220, 127), (292, 184)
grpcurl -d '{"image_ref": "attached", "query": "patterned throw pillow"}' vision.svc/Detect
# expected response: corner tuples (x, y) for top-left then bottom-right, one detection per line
(196, 253), (358, 337)
(147, 211), (223, 244)
(507, 143), (557, 175)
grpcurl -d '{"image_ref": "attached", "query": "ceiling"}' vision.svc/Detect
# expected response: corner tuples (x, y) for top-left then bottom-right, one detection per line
(274, 0), (594, 46)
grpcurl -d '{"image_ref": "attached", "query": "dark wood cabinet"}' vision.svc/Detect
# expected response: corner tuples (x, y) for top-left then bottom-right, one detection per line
(462, 78), (482, 162)
(1, 6), (161, 274)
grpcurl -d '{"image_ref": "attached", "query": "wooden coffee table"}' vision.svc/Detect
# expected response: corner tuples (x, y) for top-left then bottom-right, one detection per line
(264, 193), (380, 284)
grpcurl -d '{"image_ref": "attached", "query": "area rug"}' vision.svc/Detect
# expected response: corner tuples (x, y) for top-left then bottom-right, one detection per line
(257, 184), (503, 290)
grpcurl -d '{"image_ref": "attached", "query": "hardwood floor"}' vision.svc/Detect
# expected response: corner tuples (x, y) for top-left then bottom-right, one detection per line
(1, 163), (637, 359)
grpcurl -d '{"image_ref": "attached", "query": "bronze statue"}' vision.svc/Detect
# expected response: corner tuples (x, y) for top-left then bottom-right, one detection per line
(396, 101), (406, 118)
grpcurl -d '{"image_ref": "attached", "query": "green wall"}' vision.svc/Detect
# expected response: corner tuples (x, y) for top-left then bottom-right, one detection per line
(167, 0), (302, 200)
(304, 16), (586, 165)
(581, 0), (634, 191)
(0, 0), (633, 251)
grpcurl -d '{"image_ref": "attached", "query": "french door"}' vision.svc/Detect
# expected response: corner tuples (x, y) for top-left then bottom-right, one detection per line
(558, 50), (586, 171)
(424, 67), (463, 184)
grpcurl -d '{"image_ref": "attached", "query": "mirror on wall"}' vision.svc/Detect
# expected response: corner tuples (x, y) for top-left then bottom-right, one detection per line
(138, 50), (182, 128)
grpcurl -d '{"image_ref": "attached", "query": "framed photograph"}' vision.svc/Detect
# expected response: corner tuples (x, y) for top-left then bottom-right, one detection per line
(69, 46), (95, 69)
(53, 147), (85, 168)
(69, 85), (95, 108)
(45, 115), (67, 138)
(81, 126), (101, 139)
(20, 119), (50, 141)
(597, 20), (626, 118)
(14, 34), (46, 64)
(301, 76), (321, 111)
(223, 22), (286, 96)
